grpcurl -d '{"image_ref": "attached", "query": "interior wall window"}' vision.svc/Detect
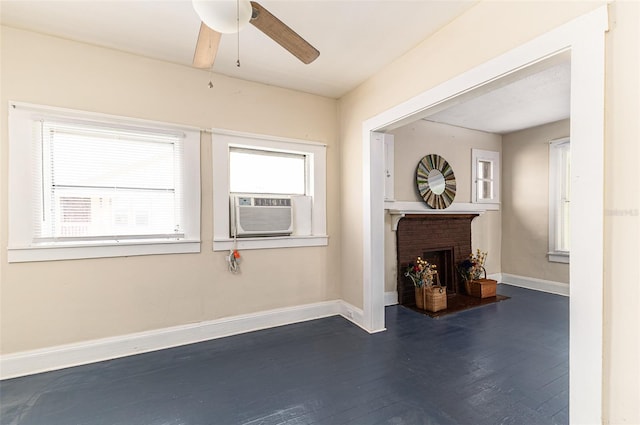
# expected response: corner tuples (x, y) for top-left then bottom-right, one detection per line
(8, 102), (201, 262)
(212, 130), (327, 251)
(549, 137), (570, 263)
(471, 149), (500, 204)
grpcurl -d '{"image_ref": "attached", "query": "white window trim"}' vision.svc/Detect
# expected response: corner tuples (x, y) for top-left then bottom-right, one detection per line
(471, 149), (500, 204)
(548, 252), (570, 264)
(8, 102), (201, 263)
(211, 129), (328, 251)
(548, 137), (570, 263)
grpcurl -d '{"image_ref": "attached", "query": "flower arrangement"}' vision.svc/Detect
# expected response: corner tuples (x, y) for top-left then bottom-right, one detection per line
(458, 249), (488, 281)
(404, 257), (438, 288)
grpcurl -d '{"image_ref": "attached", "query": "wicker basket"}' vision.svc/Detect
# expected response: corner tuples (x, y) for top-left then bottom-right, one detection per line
(464, 266), (497, 298)
(414, 273), (447, 312)
(468, 278), (497, 298)
(415, 286), (447, 311)
(423, 285), (447, 312)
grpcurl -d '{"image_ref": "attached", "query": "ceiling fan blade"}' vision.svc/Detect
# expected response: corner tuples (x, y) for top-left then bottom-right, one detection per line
(249, 1), (319, 64)
(193, 22), (221, 69)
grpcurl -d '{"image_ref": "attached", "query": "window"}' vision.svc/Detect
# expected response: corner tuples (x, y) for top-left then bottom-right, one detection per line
(471, 149), (500, 204)
(212, 129), (327, 251)
(8, 102), (201, 262)
(229, 148), (306, 195)
(549, 137), (570, 263)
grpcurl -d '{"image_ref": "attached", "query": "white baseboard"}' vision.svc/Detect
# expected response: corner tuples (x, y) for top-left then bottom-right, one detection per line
(1, 299), (366, 380)
(487, 272), (502, 282)
(384, 291), (398, 306)
(336, 300), (367, 331)
(500, 273), (569, 296)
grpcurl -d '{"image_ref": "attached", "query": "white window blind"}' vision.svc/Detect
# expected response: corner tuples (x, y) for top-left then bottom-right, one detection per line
(35, 121), (184, 241)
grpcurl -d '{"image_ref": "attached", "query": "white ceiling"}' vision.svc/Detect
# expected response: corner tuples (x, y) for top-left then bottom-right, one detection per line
(0, 0), (477, 99)
(424, 60), (571, 134)
(1, 0), (571, 133)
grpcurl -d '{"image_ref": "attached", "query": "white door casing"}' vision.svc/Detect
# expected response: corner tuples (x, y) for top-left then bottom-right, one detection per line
(361, 7), (607, 424)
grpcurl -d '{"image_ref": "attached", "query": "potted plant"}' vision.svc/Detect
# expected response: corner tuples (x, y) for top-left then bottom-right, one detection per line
(404, 257), (446, 312)
(458, 249), (497, 298)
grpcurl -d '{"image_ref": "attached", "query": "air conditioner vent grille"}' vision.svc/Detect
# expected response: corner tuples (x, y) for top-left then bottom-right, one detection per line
(238, 206), (292, 232)
(230, 194), (294, 237)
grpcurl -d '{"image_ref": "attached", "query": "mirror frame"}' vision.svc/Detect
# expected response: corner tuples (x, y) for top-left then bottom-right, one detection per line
(415, 154), (456, 209)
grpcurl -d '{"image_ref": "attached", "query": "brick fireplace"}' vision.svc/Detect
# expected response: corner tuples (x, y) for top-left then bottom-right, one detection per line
(396, 214), (479, 306)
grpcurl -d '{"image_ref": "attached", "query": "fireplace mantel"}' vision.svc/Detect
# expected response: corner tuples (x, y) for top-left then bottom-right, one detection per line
(386, 201), (498, 231)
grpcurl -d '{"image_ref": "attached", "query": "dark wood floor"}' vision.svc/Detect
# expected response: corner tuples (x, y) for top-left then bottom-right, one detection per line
(0, 284), (568, 425)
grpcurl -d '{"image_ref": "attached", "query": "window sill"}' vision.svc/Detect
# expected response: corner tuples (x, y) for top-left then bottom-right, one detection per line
(548, 252), (570, 264)
(213, 235), (328, 252)
(8, 240), (201, 263)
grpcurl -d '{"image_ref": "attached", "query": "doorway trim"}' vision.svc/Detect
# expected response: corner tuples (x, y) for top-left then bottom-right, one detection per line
(361, 6), (607, 424)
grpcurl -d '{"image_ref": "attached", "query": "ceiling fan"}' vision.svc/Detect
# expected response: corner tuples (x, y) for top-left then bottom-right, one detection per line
(192, 0), (320, 69)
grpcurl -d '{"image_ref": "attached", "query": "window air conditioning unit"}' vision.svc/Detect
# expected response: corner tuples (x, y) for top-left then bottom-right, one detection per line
(230, 194), (293, 237)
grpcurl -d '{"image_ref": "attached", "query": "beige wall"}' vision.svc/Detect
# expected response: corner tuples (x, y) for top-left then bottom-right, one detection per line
(383, 120), (502, 292)
(339, 1), (638, 423)
(502, 120), (570, 283)
(391, 120), (501, 203)
(0, 27), (341, 353)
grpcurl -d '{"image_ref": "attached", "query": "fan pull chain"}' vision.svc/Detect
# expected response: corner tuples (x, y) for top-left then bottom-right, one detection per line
(236, 33), (240, 67)
(236, 0), (241, 67)
(207, 31), (214, 88)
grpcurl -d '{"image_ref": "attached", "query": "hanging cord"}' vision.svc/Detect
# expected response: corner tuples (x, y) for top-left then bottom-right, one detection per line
(236, 0), (241, 67)
(227, 230), (241, 274)
(208, 31), (214, 87)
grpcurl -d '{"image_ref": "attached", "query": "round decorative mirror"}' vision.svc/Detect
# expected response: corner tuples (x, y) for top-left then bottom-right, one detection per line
(427, 169), (446, 195)
(416, 154), (456, 209)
